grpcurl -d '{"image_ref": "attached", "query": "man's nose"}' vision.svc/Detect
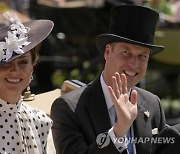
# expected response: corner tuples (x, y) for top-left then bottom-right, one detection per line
(128, 57), (140, 69)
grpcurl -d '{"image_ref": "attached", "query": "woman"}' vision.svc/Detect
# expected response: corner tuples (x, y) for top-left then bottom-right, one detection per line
(0, 12), (54, 153)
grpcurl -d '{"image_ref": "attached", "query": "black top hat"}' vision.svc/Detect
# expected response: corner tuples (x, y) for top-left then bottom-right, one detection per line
(0, 12), (54, 65)
(96, 5), (164, 55)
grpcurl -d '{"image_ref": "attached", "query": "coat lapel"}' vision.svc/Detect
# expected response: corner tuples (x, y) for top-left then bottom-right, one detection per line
(133, 87), (152, 154)
(86, 76), (111, 135)
(80, 79), (153, 153)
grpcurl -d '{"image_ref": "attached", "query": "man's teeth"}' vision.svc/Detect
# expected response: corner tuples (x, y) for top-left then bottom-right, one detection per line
(7, 79), (21, 83)
(124, 71), (136, 76)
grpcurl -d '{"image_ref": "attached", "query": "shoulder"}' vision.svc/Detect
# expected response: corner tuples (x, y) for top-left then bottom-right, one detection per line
(52, 77), (101, 110)
(172, 124), (180, 132)
(51, 85), (88, 111)
(158, 125), (180, 137)
(133, 86), (160, 101)
(152, 125), (180, 154)
(22, 102), (48, 115)
(22, 102), (52, 126)
(133, 86), (163, 114)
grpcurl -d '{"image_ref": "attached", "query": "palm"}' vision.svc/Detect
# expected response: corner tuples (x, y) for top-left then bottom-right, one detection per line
(108, 72), (137, 137)
(116, 93), (137, 125)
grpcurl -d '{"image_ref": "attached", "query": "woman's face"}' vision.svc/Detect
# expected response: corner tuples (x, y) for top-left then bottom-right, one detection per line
(0, 52), (33, 103)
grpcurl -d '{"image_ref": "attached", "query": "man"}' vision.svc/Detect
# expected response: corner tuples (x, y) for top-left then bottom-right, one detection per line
(50, 5), (166, 154)
(152, 124), (180, 154)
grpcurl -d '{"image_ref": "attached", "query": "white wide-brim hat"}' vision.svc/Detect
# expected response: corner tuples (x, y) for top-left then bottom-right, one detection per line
(0, 13), (54, 65)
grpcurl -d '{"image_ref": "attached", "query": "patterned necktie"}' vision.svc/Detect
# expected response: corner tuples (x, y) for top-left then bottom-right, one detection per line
(109, 105), (133, 154)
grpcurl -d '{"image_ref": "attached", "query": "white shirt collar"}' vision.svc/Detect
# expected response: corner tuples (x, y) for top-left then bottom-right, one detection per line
(100, 72), (131, 110)
(100, 72), (113, 110)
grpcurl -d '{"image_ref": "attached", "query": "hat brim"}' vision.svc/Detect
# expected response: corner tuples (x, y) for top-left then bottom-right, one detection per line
(96, 34), (164, 55)
(0, 20), (54, 65)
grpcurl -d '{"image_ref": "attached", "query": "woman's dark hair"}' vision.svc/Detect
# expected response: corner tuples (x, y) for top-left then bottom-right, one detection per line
(30, 48), (39, 66)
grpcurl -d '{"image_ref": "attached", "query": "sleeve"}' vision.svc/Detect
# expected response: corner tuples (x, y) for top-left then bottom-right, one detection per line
(108, 127), (128, 152)
(157, 96), (166, 132)
(50, 97), (127, 154)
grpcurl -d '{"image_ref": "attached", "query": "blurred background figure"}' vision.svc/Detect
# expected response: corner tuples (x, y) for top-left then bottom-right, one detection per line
(0, 0), (9, 11)
(172, 0), (180, 23)
(136, 0), (146, 5)
(144, 0), (174, 15)
(144, 0), (176, 26)
(7, 0), (30, 16)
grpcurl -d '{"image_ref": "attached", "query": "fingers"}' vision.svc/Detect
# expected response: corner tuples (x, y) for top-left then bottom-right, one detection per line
(115, 72), (122, 94)
(108, 86), (121, 116)
(129, 90), (137, 105)
(112, 76), (120, 98)
(120, 73), (128, 94)
(112, 72), (127, 95)
(112, 72), (137, 106)
(108, 86), (118, 106)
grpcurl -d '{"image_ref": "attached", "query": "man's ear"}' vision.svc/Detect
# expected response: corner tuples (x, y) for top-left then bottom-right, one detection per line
(104, 44), (111, 60)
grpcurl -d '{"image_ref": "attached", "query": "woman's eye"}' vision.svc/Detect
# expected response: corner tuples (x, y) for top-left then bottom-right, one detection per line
(19, 60), (29, 64)
(0, 63), (10, 68)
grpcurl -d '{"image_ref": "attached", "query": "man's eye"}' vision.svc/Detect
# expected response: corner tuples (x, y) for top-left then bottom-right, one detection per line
(139, 55), (148, 60)
(123, 51), (129, 54)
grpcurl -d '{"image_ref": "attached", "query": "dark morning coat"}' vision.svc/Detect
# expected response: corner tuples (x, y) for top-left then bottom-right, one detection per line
(152, 124), (180, 154)
(50, 76), (166, 154)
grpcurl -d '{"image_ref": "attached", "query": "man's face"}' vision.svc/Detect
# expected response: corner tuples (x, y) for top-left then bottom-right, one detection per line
(103, 42), (151, 90)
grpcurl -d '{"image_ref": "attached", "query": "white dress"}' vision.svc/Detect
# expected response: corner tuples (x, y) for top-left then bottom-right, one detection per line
(0, 98), (52, 154)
